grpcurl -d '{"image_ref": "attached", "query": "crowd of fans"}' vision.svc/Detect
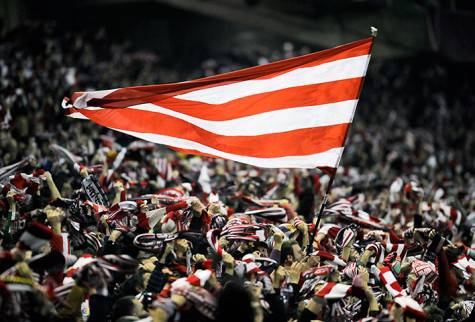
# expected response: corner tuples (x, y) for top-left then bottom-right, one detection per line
(1, 21), (475, 322)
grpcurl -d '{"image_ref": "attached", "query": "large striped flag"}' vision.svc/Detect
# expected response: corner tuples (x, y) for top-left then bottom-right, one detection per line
(62, 37), (373, 169)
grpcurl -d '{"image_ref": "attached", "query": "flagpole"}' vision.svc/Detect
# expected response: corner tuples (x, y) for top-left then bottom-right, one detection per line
(306, 170), (337, 255)
(306, 27), (377, 255)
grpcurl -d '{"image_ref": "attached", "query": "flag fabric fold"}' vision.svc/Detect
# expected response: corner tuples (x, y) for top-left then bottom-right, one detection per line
(63, 38), (373, 169)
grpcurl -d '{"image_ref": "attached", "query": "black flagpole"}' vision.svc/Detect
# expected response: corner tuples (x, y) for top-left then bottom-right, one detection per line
(306, 27), (377, 255)
(306, 170), (336, 255)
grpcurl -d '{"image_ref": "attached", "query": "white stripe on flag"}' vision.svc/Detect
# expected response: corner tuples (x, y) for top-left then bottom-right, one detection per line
(175, 55), (370, 104)
(86, 99), (357, 136)
(109, 128), (344, 168)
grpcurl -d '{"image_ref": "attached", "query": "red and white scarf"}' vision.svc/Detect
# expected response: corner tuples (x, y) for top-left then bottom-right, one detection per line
(315, 281), (352, 299)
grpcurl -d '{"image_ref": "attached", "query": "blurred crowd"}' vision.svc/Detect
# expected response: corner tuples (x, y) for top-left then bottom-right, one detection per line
(1, 21), (475, 322)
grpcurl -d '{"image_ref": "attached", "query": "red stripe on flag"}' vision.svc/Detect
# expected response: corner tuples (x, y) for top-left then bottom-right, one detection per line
(71, 108), (349, 158)
(150, 78), (363, 121)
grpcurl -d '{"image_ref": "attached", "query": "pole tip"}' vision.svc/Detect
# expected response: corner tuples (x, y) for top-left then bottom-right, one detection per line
(370, 26), (378, 37)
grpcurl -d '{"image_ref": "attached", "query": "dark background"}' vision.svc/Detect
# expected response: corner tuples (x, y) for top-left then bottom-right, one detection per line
(2, 0), (475, 62)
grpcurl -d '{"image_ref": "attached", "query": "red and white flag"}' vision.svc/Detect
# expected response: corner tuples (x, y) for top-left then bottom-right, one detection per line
(63, 38), (373, 169)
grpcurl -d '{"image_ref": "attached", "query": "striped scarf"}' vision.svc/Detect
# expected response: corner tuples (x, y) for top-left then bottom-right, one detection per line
(371, 265), (406, 298)
(244, 207), (287, 223)
(315, 282), (352, 299)
(133, 233), (177, 251)
(365, 242), (386, 265)
(312, 250), (346, 268)
(206, 229), (223, 257)
(384, 239), (408, 261)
